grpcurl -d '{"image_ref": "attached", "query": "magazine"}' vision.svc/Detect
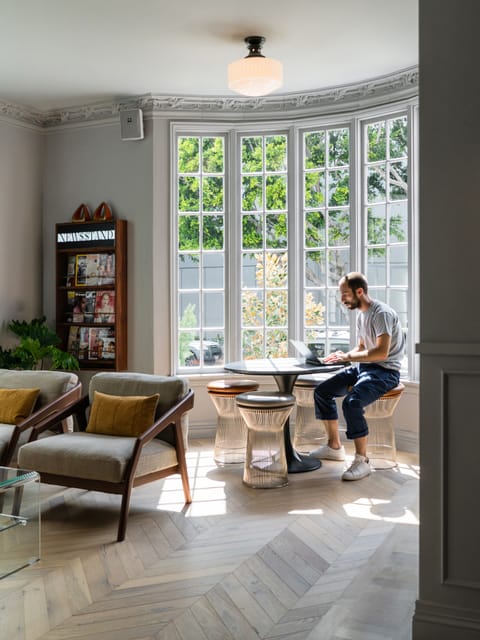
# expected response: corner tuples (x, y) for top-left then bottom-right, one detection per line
(98, 253), (115, 285)
(94, 290), (115, 323)
(67, 291), (96, 322)
(66, 255), (76, 287)
(97, 327), (115, 359)
(75, 255), (88, 286)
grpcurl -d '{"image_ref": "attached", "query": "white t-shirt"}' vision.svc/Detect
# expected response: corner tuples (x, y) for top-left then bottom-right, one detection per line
(356, 300), (405, 371)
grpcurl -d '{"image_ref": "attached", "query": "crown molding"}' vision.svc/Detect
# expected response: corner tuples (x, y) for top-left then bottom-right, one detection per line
(1, 66), (418, 129)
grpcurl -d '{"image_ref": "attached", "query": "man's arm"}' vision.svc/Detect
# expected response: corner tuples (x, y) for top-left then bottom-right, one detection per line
(324, 334), (391, 364)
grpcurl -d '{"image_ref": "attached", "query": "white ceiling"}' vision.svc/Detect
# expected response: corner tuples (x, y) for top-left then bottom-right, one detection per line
(0, 0), (418, 112)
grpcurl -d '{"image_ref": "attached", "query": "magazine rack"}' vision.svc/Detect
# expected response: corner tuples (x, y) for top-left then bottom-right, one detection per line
(55, 219), (127, 370)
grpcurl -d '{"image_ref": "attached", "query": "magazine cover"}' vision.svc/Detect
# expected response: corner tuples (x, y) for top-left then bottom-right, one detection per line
(94, 290), (115, 323)
(66, 291), (76, 322)
(85, 254), (100, 286)
(84, 291), (96, 322)
(67, 327), (80, 356)
(97, 327), (115, 359)
(70, 292), (86, 322)
(75, 255), (88, 286)
(66, 255), (76, 287)
(98, 253), (115, 285)
(78, 327), (90, 360)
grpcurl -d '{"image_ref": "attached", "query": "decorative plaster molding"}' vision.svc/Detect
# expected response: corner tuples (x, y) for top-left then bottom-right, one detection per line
(0, 100), (45, 127)
(3, 66), (418, 129)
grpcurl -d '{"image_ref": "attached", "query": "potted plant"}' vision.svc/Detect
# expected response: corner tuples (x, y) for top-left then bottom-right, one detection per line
(0, 317), (79, 370)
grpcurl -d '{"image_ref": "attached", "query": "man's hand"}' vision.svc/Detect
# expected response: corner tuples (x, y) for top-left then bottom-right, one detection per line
(323, 350), (350, 364)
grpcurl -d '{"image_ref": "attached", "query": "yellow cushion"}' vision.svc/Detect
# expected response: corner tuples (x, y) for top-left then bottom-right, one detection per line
(0, 387), (40, 424)
(86, 391), (160, 437)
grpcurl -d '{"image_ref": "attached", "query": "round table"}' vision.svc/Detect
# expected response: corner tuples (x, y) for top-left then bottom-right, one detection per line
(224, 358), (343, 473)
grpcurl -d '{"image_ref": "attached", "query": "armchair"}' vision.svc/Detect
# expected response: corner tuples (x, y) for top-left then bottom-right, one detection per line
(18, 372), (194, 542)
(0, 369), (81, 466)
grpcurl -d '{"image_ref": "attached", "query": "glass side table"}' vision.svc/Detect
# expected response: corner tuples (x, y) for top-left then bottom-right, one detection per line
(0, 466), (40, 579)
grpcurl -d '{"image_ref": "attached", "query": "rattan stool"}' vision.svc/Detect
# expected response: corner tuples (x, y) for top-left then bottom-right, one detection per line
(365, 383), (405, 469)
(207, 379), (259, 466)
(293, 375), (327, 453)
(236, 391), (295, 489)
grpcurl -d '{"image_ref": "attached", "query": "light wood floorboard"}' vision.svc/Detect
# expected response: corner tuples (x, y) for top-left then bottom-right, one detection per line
(1, 439), (419, 640)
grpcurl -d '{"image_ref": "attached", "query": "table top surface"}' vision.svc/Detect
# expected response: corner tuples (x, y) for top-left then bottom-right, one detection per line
(224, 357), (343, 376)
(0, 467), (39, 489)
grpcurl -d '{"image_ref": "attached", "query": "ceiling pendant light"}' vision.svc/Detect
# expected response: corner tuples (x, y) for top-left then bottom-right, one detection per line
(228, 36), (283, 97)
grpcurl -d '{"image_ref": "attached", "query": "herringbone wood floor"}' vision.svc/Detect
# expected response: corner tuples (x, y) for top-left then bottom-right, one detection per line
(1, 440), (419, 640)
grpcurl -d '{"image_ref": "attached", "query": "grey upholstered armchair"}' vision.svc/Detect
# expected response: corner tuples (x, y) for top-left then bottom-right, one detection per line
(18, 372), (194, 542)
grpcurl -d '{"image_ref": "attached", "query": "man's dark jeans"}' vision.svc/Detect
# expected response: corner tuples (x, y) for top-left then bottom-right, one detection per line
(314, 363), (400, 439)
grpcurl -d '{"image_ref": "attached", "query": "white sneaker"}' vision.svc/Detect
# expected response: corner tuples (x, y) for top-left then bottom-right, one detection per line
(310, 444), (346, 461)
(342, 454), (372, 481)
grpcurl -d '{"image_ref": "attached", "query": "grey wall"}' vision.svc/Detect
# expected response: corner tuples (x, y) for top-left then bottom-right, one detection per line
(0, 120), (43, 344)
(42, 119), (154, 374)
(413, 1), (480, 637)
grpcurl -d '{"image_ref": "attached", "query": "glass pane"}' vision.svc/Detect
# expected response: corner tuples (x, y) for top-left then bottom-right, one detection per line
(305, 250), (326, 287)
(370, 287), (387, 304)
(389, 289), (408, 327)
(242, 176), (263, 211)
(327, 248), (349, 286)
(389, 245), (408, 286)
(242, 214), (263, 249)
(328, 288), (349, 326)
(242, 329), (263, 359)
(328, 128), (349, 166)
(179, 293), (199, 326)
(242, 253), (259, 288)
(266, 290), (287, 326)
(266, 330), (288, 357)
(328, 329), (350, 353)
(242, 136), (263, 172)
(304, 131), (326, 169)
(266, 135), (287, 171)
(367, 247), (386, 286)
(203, 292), (224, 326)
(178, 137), (199, 173)
(179, 330), (200, 368)
(389, 160), (408, 200)
(202, 253), (224, 288)
(367, 205), (386, 244)
(178, 176), (200, 212)
(305, 290), (325, 327)
(328, 210), (350, 246)
(305, 171), (325, 208)
(178, 216), (199, 251)
(202, 137), (224, 173)
(305, 211), (326, 248)
(265, 252), (287, 288)
(266, 214), (287, 249)
(202, 176), (223, 212)
(367, 122), (386, 162)
(328, 169), (349, 206)
(242, 291), (263, 327)
(367, 166), (386, 204)
(389, 117), (408, 159)
(178, 254), (199, 289)
(388, 202), (408, 243)
(203, 215), (224, 250)
(204, 330), (224, 364)
(266, 175), (287, 210)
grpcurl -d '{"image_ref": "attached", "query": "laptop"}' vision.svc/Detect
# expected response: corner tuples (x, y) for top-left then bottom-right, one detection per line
(290, 339), (326, 365)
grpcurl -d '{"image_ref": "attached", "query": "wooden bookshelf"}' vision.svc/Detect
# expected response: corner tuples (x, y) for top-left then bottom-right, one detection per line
(55, 219), (127, 370)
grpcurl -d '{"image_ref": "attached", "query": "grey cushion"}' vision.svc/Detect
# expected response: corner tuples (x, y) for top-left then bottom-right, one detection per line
(18, 432), (177, 483)
(0, 369), (78, 408)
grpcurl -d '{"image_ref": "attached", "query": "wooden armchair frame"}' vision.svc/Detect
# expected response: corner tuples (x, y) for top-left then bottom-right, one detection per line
(1, 380), (82, 466)
(22, 388), (194, 542)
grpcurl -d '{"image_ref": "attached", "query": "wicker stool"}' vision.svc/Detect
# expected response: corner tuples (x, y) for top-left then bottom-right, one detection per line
(365, 383), (405, 469)
(293, 375), (327, 453)
(208, 379), (259, 466)
(236, 391), (295, 489)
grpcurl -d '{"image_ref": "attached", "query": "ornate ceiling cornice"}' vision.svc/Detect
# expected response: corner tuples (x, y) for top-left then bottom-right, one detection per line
(0, 66), (418, 129)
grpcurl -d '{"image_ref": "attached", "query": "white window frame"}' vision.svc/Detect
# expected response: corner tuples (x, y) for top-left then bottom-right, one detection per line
(170, 99), (419, 380)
